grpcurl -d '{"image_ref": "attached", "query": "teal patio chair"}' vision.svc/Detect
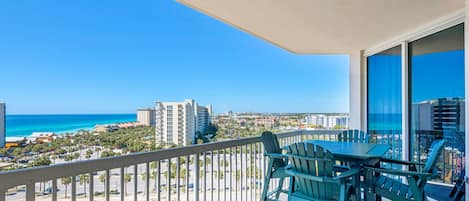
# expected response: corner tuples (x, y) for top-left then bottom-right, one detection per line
(364, 140), (446, 201)
(336, 129), (370, 168)
(261, 131), (289, 201)
(338, 129), (369, 143)
(285, 142), (359, 201)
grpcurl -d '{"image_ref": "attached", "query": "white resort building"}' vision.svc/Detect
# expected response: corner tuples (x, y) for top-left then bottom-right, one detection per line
(155, 99), (212, 146)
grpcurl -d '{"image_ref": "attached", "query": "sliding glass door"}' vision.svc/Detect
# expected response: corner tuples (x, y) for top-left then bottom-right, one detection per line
(409, 24), (465, 183)
(367, 46), (402, 159)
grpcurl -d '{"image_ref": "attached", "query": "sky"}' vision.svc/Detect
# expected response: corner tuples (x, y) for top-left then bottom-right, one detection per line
(0, 0), (349, 115)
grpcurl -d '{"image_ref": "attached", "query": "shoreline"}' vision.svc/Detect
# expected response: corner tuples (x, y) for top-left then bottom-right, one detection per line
(6, 122), (138, 140)
(5, 114), (137, 139)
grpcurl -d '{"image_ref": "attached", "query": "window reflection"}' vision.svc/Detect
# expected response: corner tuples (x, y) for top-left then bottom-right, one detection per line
(409, 24), (465, 184)
(367, 45), (402, 159)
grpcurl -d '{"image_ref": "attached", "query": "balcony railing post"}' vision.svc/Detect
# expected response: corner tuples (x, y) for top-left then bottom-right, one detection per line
(134, 164), (138, 201)
(52, 179), (58, 201)
(72, 176), (77, 201)
(145, 162), (150, 201)
(195, 153), (200, 201)
(105, 169), (110, 201)
(89, 173), (94, 201)
(120, 168), (125, 201)
(157, 161), (161, 201)
(167, 158), (171, 201)
(0, 188), (4, 201)
(176, 158), (181, 201)
(26, 182), (35, 201)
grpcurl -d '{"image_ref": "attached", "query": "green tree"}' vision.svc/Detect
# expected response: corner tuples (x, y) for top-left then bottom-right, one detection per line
(61, 177), (72, 198)
(79, 174), (90, 197)
(124, 173), (132, 196)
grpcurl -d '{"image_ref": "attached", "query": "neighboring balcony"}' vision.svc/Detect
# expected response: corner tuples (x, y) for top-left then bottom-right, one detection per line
(0, 130), (456, 201)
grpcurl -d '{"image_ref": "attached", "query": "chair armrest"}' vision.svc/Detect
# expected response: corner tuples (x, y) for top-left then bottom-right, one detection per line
(364, 166), (433, 177)
(333, 164), (351, 172)
(284, 168), (337, 184)
(335, 167), (360, 180)
(264, 153), (287, 159)
(379, 158), (425, 166)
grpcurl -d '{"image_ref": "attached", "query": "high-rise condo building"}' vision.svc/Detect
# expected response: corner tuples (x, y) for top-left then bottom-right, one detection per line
(137, 108), (156, 126)
(0, 103), (5, 148)
(155, 99), (212, 146)
(412, 97), (465, 132)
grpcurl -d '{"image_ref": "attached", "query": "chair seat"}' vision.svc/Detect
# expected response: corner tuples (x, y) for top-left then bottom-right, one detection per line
(374, 175), (414, 200)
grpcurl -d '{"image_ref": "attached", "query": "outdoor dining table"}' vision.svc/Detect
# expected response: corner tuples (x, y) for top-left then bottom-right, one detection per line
(301, 140), (390, 201)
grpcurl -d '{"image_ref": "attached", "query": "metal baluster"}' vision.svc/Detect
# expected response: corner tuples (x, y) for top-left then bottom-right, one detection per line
(195, 153), (200, 201)
(223, 149), (227, 201)
(134, 165), (138, 201)
(157, 161), (161, 201)
(249, 144), (253, 201)
(240, 146), (243, 200)
(217, 150), (220, 201)
(203, 153), (207, 201)
(229, 147), (232, 201)
(89, 173), (94, 201)
(261, 143), (266, 194)
(121, 168), (125, 201)
(167, 158), (171, 201)
(235, 146), (238, 201)
(253, 143), (257, 200)
(245, 145), (248, 201)
(146, 162), (150, 201)
(177, 158), (181, 201)
(52, 179), (58, 201)
(186, 155), (190, 201)
(27, 182), (35, 201)
(258, 142), (262, 199)
(106, 170), (110, 201)
(72, 176), (77, 201)
(211, 152), (214, 201)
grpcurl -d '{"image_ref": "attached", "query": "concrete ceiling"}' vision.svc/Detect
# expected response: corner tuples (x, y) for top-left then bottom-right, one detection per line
(177, 0), (464, 54)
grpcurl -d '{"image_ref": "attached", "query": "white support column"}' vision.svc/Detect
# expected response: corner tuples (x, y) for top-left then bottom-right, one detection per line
(465, 0), (469, 198)
(349, 50), (366, 130)
(401, 42), (410, 162)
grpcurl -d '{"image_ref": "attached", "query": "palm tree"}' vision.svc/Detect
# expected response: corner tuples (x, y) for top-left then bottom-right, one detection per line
(124, 173), (132, 196)
(61, 177), (72, 198)
(79, 174), (90, 197)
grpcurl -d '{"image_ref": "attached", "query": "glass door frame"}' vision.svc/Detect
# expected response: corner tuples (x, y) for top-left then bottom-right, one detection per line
(363, 14), (465, 162)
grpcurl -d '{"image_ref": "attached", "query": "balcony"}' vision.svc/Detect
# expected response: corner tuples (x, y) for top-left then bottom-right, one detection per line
(0, 130), (454, 201)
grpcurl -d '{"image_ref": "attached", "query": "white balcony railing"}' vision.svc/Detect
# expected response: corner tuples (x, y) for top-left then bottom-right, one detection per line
(0, 130), (394, 201)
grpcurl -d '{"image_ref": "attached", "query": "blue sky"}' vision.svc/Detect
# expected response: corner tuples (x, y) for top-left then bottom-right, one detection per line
(0, 0), (349, 114)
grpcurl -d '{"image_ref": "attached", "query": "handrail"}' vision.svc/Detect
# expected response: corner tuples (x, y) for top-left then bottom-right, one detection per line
(0, 129), (336, 190)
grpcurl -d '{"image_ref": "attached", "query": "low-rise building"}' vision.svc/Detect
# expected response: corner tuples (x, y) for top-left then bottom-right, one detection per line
(137, 108), (156, 126)
(94, 124), (119, 133)
(31, 132), (56, 143)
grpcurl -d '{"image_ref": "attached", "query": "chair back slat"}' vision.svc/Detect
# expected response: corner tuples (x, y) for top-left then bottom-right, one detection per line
(261, 131), (286, 169)
(353, 130), (359, 143)
(423, 140), (446, 174)
(287, 142), (336, 200)
(338, 129), (369, 143)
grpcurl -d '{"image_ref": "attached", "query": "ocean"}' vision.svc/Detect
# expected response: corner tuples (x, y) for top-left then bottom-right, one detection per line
(5, 114), (136, 137)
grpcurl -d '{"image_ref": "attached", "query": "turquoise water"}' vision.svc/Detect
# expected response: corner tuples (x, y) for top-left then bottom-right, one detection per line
(6, 114), (136, 137)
